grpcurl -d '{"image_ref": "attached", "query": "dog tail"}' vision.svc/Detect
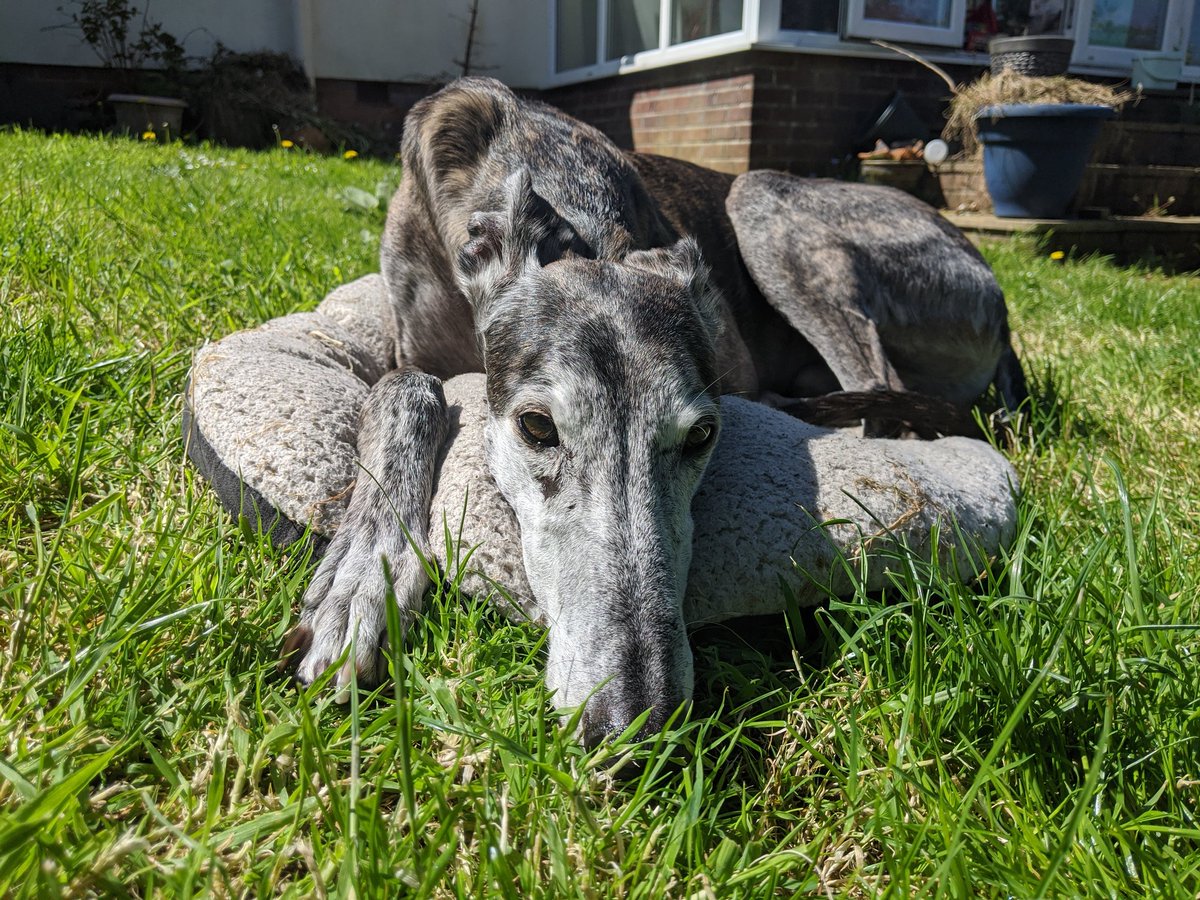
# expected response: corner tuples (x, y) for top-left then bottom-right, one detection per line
(993, 325), (1029, 415)
(777, 390), (977, 440)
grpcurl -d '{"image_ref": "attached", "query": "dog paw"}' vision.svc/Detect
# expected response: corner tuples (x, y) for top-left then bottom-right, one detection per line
(287, 523), (431, 695)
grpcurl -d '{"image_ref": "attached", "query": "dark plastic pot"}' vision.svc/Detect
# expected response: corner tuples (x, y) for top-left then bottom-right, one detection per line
(988, 36), (1075, 76)
(975, 104), (1115, 218)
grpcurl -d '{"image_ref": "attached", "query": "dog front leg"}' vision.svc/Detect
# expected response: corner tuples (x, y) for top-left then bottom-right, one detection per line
(286, 370), (449, 692)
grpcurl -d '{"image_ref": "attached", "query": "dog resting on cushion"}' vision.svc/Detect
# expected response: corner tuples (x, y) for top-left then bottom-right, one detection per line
(184, 273), (1019, 730)
(187, 78), (1025, 744)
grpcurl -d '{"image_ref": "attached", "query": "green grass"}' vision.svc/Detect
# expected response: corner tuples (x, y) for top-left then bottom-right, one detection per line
(2, 127), (1198, 897)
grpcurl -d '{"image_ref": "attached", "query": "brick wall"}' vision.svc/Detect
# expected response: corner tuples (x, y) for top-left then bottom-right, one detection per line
(545, 54), (757, 173)
(314, 78), (441, 148)
(0, 63), (127, 132)
(748, 52), (983, 174)
(626, 74), (753, 174)
(545, 50), (982, 177)
(2, 52), (982, 173)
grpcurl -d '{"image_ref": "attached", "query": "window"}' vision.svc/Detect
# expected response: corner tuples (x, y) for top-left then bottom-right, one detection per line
(554, 0), (746, 72)
(1189, 0), (1200, 65)
(1087, 0), (1170, 49)
(780, 0), (841, 32)
(608, 0), (660, 58)
(557, 0), (599, 70)
(844, 0), (969, 45)
(1072, 0), (1195, 68)
(672, 0), (745, 42)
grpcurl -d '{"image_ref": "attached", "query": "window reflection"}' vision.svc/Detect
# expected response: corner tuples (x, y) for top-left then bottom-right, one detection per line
(608, 0), (660, 58)
(671, 0), (744, 43)
(1088, 0), (1169, 50)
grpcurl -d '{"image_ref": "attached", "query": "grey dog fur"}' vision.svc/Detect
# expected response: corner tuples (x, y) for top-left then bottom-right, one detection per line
(203, 77), (1024, 740)
(185, 279), (1017, 636)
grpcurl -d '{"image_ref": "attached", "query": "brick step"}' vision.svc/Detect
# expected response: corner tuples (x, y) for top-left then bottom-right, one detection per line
(945, 210), (1200, 269)
(1096, 120), (1200, 167)
(935, 160), (1200, 217)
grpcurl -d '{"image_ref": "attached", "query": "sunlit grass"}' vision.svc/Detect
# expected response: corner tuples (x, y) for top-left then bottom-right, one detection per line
(1, 127), (1197, 897)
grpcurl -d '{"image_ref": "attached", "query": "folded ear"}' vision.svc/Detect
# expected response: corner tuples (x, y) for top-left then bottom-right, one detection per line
(454, 170), (590, 326)
(624, 237), (722, 340)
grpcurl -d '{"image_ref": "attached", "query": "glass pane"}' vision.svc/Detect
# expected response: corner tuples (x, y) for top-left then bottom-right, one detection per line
(1186, 0), (1200, 64)
(862, 0), (954, 29)
(557, 0), (599, 71)
(1087, 0), (1168, 50)
(780, 0), (840, 32)
(608, 0), (660, 59)
(1025, 0), (1067, 34)
(671, 0), (744, 44)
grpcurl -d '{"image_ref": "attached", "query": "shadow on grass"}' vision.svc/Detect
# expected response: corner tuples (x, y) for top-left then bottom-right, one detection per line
(1012, 360), (1111, 451)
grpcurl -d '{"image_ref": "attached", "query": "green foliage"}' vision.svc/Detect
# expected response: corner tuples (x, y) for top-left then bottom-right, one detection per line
(1, 129), (1198, 896)
(56, 0), (186, 74)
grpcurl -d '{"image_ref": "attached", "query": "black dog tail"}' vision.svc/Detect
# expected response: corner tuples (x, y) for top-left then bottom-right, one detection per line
(777, 390), (977, 440)
(993, 327), (1030, 415)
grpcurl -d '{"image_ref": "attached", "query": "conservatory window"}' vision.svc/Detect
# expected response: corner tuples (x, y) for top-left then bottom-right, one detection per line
(1189, 0), (1200, 65)
(1086, 0), (1170, 49)
(557, 0), (600, 70)
(555, 0), (746, 72)
(843, 0), (969, 46)
(671, 0), (746, 42)
(779, 0), (841, 32)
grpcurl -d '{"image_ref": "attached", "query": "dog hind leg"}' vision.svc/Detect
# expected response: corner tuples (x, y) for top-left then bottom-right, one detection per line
(726, 174), (904, 400)
(289, 370), (449, 691)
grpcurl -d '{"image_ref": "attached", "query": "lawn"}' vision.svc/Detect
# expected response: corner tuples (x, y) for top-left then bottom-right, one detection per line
(1, 128), (1198, 898)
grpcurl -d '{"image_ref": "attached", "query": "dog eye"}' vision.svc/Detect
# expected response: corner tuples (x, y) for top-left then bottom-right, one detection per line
(518, 411), (559, 447)
(683, 421), (715, 453)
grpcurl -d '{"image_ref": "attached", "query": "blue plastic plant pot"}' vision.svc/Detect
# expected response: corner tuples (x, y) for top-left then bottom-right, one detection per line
(975, 104), (1115, 218)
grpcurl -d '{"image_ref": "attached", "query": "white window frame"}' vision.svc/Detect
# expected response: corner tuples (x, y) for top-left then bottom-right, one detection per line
(1184, 0), (1200, 77)
(547, 0), (1200, 86)
(843, 0), (968, 46)
(547, 0), (758, 85)
(1070, 0), (1193, 69)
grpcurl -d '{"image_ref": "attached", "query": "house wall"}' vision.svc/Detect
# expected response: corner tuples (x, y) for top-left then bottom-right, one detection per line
(0, 1), (297, 68)
(546, 50), (982, 176)
(0, 1), (549, 86)
(303, 0), (549, 86)
(546, 56), (757, 173)
(747, 52), (982, 173)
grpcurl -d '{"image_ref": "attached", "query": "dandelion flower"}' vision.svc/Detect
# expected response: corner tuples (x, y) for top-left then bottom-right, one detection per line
(343, 149), (359, 160)
(141, 130), (156, 141)
(280, 139), (295, 149)
(1049, 250), (1066, 261)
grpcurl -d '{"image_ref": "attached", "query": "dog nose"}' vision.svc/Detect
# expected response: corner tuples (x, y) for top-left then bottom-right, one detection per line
(578, 700), (674, 750)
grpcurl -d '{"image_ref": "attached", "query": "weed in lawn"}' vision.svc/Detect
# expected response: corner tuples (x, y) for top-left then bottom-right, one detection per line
(0, 129), (1198, 896)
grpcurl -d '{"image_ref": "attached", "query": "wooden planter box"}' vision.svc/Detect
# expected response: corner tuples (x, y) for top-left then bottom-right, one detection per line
(1078, 165), (1200, 216)
(935, 159), (1200, 217)
(108, 93), (187, 138)
(935, 160), (992, 213)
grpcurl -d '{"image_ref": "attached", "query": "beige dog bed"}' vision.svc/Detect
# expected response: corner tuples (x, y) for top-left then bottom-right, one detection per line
(184, 274), (1019, 625)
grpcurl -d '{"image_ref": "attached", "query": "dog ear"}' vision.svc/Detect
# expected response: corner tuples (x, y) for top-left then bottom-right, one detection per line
(624, 238), (723, 339)
(454, 169), (586, 324)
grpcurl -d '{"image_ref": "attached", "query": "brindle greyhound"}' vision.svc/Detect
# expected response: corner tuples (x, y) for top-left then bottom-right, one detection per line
(284, 77), (1025, 745)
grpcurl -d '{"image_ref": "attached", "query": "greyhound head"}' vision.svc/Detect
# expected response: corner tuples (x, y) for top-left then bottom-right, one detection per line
(454, 171), (722, 745)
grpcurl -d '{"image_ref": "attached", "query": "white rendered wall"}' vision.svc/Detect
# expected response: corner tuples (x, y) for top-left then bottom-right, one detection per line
(303, 0), (549, 86)
(0, 0), (298, 67)
(0, 0), (551, 87)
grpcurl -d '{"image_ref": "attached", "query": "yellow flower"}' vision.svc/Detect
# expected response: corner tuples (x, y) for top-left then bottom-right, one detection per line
(1049, 250), (1066, 260)
(343, 149), (359, 160)
(280, 139), (295, 149)
(141, 130), (156, 141)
